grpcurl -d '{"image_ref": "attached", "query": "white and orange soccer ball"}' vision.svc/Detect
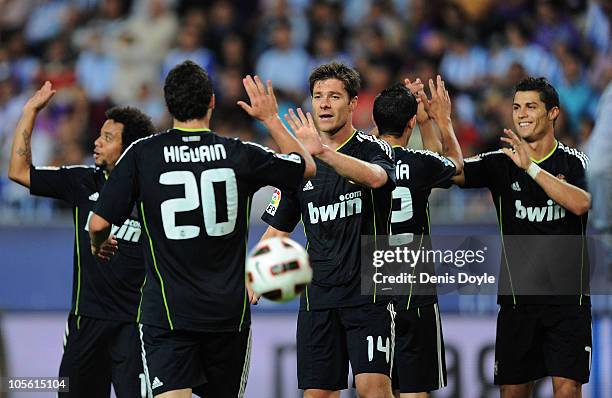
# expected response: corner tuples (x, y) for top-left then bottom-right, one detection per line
(246, 237), (312, 302)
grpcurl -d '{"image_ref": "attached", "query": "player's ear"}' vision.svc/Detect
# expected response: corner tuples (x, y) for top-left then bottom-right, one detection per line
(408, 115), (417, 129)
(349, 96), (358, 112)
(209, 94), (215, 110)
(548, 106), (559, 122)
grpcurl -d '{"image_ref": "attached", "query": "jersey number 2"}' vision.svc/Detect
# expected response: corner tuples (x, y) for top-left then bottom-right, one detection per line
(389, 186), (414, 245)
(159, 169), (237, 239)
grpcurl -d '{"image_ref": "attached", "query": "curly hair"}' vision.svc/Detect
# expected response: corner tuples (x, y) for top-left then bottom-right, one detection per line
(105, 106), (156, 150)
(164, 60), (214, 122)
(309, 62), (361, 99)
(374, 83), (417, 137)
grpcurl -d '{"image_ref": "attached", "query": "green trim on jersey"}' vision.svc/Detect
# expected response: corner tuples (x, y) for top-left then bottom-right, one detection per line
(498, 196), (517, 305)
(140, 202), (174, 330)
(426, 204), (432, 234)
(137, 276), (147, 323)
(371, 190), (378, 303)
(74, 206), (82, 316)
(531, 140), (558, 164)
(406, 232), (425, 310)
(300, 217), (311, 311)
(239, 197), (252, 332)
(77, 315), (81, 330)
(174, 127), (212, 132)
(335, 129), (357, 152)
(580, 216), (585, 305)
(391, 144), (404, 149)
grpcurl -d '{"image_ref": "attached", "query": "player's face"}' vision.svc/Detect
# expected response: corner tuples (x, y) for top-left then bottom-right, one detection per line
(94, 119), (124, 171)
(512, 91), (557, 142)
(311, 78), (357, 135)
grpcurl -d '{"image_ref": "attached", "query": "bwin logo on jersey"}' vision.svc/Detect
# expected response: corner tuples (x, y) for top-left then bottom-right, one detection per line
(515, 199), (566, 222)
(308, 191), (362, 224)
(85, 211), (142, 242)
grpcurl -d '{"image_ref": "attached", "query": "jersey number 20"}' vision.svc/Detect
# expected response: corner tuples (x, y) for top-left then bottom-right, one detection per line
(159, 169), (237, 239)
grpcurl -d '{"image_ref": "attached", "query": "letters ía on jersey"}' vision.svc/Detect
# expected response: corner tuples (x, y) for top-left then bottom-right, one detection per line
(308, 191), (362, 224)
(163, 144), (227, 163)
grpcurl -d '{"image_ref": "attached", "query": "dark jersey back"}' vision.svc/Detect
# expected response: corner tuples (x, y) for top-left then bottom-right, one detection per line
(95, 129), (305, 332)
(261, 130), (396, 310)
(461, 141), (590, 305)
(390, 147), (456, 310)
(30, 165), (144, 322)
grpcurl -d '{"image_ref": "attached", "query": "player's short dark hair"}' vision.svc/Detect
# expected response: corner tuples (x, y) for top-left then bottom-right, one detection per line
(309, 62), (361, 99)
(373, 83), (418, 138)
(164, 60), (213, 122)
(515, 77), (560, 111)
(105, 106), (156, 150)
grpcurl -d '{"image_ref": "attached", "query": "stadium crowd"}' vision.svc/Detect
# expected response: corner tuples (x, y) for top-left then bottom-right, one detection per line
(0, 0), (610, 221)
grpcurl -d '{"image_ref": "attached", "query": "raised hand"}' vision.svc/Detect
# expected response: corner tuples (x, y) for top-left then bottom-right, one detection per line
(404, 78), (430, 124)
(500, 128), (531, 170)
(24, 81), (56, 113)
(426, 75), (451, 122)
(284, 108), (324, 156)
(237, 75), (278, 123)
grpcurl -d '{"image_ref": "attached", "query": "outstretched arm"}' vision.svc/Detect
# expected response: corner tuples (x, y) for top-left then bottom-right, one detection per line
(423, 76), (463, 175)
(8, 82), (56, 187)
(404, 77), (443, 153)
(238, 75), (318, 178)
(500, 129), (590, 215)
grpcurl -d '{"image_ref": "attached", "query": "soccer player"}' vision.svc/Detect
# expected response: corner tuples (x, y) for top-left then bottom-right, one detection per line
(453, 77), (591, 398)
(261, 62), (397, 398)
(88, 60), (318, 398)
(7, 81), (156, 397)
(374, 77), (463, 398)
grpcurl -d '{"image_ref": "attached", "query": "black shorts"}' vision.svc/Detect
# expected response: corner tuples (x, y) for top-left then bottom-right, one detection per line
(59, 314), (145, 398)
(139, 324), (251, 397)
(494, 304), (592, 385)
(392, 303), (446, 393)
(296, 302), (395, 391)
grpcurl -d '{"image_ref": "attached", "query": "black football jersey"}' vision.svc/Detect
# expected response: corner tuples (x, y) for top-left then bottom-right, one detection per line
(30, 165), (144, 321)
(95, 128), (305, 332)
(261, 130), (396, 310)
(461, 141), (590, 305)
(390, 146), (456, 310)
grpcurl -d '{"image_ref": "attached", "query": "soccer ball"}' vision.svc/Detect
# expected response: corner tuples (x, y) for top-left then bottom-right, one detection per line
(246, 237), (312, 302)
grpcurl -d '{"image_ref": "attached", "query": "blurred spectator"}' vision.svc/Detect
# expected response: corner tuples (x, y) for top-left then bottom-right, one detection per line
(162, 25), (215, 80)
(75, 30), (115, 101)
(584, 0), (610, 54)
(218, 33), (251, 73)
(353, 62), (391, 131)
(308, 30), (352, 72)
(533, 0), (580, 52)
(489, 21), (562, 85)
(256, 19), (310, 100)
(24, 0), (72, 46)
(585, 81), (612, 273)
(6, 32), (40, 92)
(439, 30), (489, 92)
(557, 51), (598, 134)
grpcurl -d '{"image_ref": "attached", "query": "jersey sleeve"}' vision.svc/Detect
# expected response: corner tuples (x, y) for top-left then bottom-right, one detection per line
(241, 141), (306, 192)
(360, 137), (396, 190)
(29, 165), (92, 203)
(461, 151), (501, 189)
(564, 151), (589, 190)
(260, 187), (301, 233)
(95, 145), (140, 226)
(416, 151), (457, 189)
